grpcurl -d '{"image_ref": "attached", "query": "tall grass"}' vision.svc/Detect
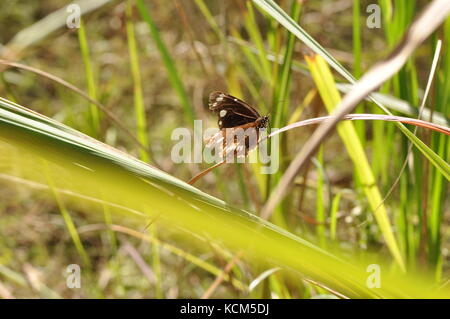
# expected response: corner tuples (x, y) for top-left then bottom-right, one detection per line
(0, 0), (449, 298)
(78, 18), (100, 138)
(1, 96), (449, 298)
(136, 0), (195, 124)
(126, 0), (149, 162)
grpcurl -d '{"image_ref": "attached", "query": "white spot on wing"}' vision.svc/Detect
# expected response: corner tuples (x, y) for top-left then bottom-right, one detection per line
(219, 110), (227, 117)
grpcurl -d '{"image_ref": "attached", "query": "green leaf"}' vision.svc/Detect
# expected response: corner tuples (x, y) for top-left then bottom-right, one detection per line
(1, 97), (449, 298)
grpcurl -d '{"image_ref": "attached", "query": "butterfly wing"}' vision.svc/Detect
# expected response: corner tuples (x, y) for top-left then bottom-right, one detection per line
(204, 126), (258, 160)
(206, 91), (268, 160)
(209, 91), (261, 129)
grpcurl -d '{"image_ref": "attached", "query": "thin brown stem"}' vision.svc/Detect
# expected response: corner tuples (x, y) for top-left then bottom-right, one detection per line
(201, 251), (243, 299)
(187, 161), (225, 185)
(0, 59), (153, 160)
(188, 113), (449, 186)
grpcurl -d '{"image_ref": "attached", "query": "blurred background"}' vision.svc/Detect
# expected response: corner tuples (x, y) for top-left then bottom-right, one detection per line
(0, 0), (448, 298)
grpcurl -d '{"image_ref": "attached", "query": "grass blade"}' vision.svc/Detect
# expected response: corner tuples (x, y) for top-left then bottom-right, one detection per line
(2, 96), (449, 297)
(136, 0), (195, 124)
(126, 0), (149, 162)
(260, 0), (450, 225)
(306, 54), (404, 269)
(253, 0), (450, 180)
(78, 18), (100, 137)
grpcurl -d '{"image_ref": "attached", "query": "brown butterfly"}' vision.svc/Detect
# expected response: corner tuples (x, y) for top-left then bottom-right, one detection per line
(206, 91), (269, 159)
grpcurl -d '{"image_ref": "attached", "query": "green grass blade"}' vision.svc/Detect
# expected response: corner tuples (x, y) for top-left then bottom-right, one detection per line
(3, 97), (449, 297)
(272, 0), (301, 129)
(329, 193), (341, 242)
(306, 54), (405, 270)
(3, 0), (112, 58)
(193, 0), (225, 42)
(352, 0), (364, 141)
(230, 28), (267, 82)
(43, 160), (91, 268)
(126, 0), (149, 162)
(78, 18), (100, 137)
(105, 224), (246, 291)
(244, 1), (273, 84)
(252, 0), (450, 181)
(135, 0), (195, 124)
(315, 147), (326, 248)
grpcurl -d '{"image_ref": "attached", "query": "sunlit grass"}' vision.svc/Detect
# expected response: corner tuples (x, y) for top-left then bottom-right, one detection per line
(1, 96), (448, 298)
(0, 0), (449, 299)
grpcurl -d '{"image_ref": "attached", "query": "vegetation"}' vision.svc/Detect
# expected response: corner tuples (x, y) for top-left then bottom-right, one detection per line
(0, 0), (448, 298)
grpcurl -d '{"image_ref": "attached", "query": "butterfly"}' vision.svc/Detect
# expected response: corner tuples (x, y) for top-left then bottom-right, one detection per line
(206, 91), (269, 160)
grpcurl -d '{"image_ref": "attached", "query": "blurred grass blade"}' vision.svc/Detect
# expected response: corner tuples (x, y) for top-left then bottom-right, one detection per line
(126, 0), (149, 162)
(0, 265), (28, 287)
(352, 0), (362, 78)
(136, 0), (195, 124)
(95, 224), (247, 291)
(253, 0), (450, 179)
(306, 54), (405, 270)
(1, 97), (449, 297)
(272, 0), (301, 129)
(231, 28), (266, 81)
(336, 83), (449, 127)
(0, 59), (149, 153)
(244, 2), (273, 84)
(44, 160), (92, 268)
(249, 267), (281, 292)
(78, 18), (100, 137)
(352, 0), (364, 140)
(2, 0), (112, 59)
(252, 0), (354, 82)
(329, 193), (341, 242)
(314, 148), (326, 248)
(126, 0), (160, 294)
(429, 19), (450, 278)
(229, 37), (449, 126)
(193, 0), (225, 42)
(259, 0), (302, 226)
(260, 0), (450, 222)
